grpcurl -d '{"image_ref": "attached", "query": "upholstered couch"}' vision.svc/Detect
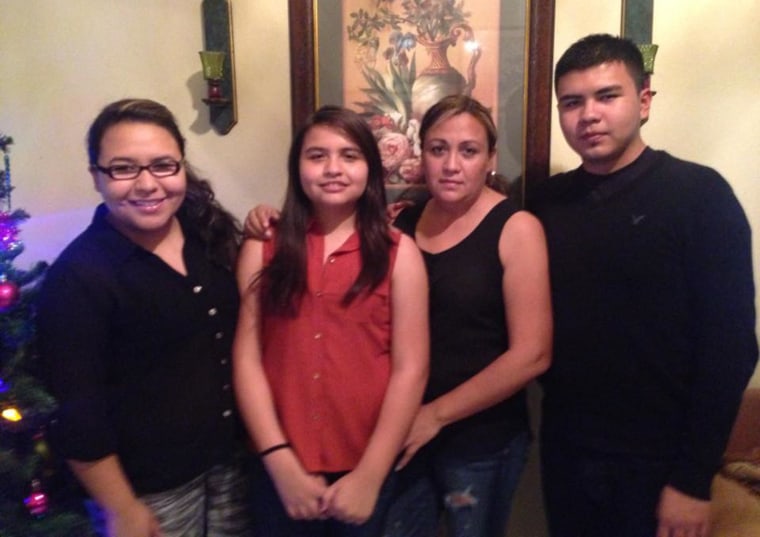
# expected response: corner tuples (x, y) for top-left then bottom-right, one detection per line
(710, 387), (760, 536)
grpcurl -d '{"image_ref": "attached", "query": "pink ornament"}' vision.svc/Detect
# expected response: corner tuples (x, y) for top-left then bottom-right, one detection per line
(0, 280), (19, 311)
(24, 479), (48, 517)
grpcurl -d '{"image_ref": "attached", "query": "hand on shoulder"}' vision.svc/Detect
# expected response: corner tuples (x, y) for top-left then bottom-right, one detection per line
(244, 204), (280, 240)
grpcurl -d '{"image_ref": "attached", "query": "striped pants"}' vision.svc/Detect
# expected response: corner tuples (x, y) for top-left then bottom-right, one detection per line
(87, 462), (251, 537)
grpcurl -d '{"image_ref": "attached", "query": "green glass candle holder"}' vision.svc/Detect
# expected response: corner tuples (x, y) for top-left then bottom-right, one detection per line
(199, 51), (227, 101)
(638, 44), (659, 75)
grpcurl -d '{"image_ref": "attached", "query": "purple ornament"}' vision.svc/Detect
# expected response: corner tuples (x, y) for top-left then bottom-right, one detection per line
(0, 212), (20, 249)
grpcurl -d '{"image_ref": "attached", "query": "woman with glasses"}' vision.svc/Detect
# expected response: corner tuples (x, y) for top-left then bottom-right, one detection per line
(37, 98), (250, 537)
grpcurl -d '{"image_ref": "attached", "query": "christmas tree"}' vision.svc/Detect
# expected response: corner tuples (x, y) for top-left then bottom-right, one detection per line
(0, 134), (93, 536)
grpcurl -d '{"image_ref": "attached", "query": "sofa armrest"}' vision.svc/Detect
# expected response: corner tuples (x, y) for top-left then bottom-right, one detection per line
(724, 388), (760, 460)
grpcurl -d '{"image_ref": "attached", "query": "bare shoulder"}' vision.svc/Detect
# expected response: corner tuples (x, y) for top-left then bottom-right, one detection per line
(395, 233), (424, 265)
(499, 210), (548, 262)
(501, 209), (546, 240)
(236, 238), (265, 289)
(392, 232), (426, 284)
(396, 232), (419, 252)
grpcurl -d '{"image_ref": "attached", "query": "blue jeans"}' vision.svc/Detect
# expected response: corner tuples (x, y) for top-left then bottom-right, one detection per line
(541, 440), (673, 537)
(250, 458), (397, 537)
(384, 431), (530, 537)
(86, 462), (251, 537)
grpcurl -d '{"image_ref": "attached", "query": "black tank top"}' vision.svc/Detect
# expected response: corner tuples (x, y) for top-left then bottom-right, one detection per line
(394, 198), (529, 455)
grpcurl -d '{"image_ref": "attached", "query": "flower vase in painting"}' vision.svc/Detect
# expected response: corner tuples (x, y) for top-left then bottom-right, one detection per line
(346, 0), (483, 199)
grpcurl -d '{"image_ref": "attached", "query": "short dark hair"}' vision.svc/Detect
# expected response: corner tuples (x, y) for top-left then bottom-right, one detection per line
(555, 34), (645, 91)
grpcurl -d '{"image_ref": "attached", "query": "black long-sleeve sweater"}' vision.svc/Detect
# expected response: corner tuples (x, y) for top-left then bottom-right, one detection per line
(528, 147), (758, 499)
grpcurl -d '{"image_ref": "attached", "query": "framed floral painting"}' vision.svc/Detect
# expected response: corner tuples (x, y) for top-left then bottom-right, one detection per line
(288, 0), (554, 204)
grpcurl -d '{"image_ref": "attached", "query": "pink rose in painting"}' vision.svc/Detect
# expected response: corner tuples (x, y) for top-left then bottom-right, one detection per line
(398, 157), (423, 184)
(368, 114), (396, 131)
(377, 132), (412, 172)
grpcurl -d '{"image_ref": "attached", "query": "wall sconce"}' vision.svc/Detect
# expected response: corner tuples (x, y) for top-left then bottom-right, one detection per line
(638, 44), (659, 95)
(200, 51), (227, 101)
(637, 44), (658, 125)
(201, 0), (237, 134)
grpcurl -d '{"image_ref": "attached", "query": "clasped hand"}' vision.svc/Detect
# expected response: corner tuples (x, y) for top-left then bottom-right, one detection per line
(656, 485), (711, 537)
(269, 454), (380, 525)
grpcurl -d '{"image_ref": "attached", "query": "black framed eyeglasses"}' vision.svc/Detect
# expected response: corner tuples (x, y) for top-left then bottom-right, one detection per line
(93, 159), (183, 181)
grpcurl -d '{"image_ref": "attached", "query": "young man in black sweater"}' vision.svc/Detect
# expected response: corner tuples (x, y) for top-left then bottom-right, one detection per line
(529, 34), (757, 537)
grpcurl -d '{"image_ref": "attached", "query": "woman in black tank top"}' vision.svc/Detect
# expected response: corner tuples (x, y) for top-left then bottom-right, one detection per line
(385, 96), (552, 537)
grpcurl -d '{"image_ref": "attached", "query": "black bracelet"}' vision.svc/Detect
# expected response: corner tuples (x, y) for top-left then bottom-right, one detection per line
(259, 442), (292, 457)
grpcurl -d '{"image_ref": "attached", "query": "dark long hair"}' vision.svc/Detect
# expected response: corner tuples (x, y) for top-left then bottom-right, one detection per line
(87, 98), (241, 269)
(260, 105), (391, 316)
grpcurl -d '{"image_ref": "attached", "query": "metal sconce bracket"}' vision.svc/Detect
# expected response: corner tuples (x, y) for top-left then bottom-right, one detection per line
(201, 0), (237, 134)
(622, 0), (658, 124)
(622, 0), (658, 81)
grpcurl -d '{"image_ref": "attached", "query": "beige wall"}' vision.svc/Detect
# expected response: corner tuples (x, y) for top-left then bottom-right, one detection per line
(552, 0), (760, 387)
(1, 0), (291, 266)
(3, 2), (755, 378)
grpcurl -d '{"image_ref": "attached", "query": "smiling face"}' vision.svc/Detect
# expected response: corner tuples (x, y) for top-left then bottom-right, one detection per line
(91, 121), (186, 243)
(556, 60), (651, 174)
(298, 124), (369, 214)
(422, 112), (495, 206)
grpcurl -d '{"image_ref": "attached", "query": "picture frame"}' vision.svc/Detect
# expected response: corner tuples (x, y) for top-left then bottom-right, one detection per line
(288, 0), (554, 203)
